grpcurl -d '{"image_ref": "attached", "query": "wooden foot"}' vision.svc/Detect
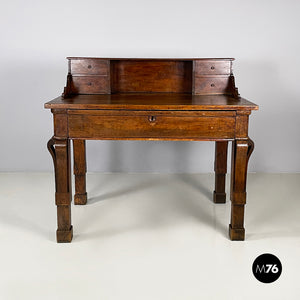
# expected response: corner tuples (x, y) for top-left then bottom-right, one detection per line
(229, 224), (245, 241)
(57, 226), (73, 243)
(213, 191), (226, 203)
(229, 138), (254, 241)
(73, 140), (87, 205)
(74, 192), (87, 205)
(213, 141), (228, 203)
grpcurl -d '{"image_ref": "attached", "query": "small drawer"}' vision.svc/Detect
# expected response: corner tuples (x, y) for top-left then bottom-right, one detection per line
(194, 60), (231, 76)
(70, 59), (109, 75)
(71, 76), (110, 94)
(194, 76), (231, 95)
(68, 110), (236, 140)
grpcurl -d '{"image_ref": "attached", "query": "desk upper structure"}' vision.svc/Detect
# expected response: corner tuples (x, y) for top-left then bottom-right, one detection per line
(45, 57), (258, 111)
(44, 57), (258, 243)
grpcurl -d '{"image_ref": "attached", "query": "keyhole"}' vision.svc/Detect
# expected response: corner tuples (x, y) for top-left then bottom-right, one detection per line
(88, 65), (92, 69)
(211, 66), (215, 70)
(211, 83), (215, 87)
(148, 115), (156, 122)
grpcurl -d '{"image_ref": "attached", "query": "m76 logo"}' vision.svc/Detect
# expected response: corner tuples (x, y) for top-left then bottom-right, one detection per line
(252, 254), (282, 283)
(255, 264), (279, 274)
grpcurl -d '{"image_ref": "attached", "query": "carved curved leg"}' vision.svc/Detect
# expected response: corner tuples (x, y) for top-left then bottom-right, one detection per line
(213, 141), (228, 203)
(247, 138), (254, 162)
(48, 136), (73, 243)
(73, 140), (87, 205)
(229, 138), (254, 240)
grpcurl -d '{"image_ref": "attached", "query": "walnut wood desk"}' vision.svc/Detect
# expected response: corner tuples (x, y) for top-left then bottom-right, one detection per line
(45, 57), (258, 243)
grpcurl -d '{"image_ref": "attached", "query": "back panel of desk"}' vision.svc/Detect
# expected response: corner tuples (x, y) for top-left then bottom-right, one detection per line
(64, 58), (237, 97)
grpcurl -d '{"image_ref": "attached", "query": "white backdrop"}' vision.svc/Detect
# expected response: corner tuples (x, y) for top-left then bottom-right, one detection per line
(0, 0), (299, 172)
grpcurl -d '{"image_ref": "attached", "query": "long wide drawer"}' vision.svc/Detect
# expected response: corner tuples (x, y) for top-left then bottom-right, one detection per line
(68, 110), (236, 140)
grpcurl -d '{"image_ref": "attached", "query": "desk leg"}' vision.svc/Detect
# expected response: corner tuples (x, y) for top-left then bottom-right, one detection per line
(48, 137), (73, 243)
(229, 139), (254, 240)
(214, 141), (228, 203)
(73, 140), (87, 205)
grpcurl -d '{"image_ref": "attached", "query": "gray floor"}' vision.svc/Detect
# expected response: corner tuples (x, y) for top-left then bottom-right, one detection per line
(0, 173), (299, 299)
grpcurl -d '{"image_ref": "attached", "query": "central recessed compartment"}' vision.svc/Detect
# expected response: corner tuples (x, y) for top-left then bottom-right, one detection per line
(110, 60), (193, 93)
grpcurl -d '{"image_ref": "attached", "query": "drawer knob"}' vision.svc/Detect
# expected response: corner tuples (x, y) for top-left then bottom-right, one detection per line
(88, 65), (92, 69)
(148, 115), (156, 122)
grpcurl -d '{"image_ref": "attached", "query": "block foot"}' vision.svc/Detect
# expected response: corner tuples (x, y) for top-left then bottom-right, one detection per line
(74, 193), (87, 205)
(229, 224), (245, 241)
(213, 191), (226, 203)
(56, 226), (73, 243)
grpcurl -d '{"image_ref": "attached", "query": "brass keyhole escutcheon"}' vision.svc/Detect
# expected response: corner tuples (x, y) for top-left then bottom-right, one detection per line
(148, 115), (156, 122)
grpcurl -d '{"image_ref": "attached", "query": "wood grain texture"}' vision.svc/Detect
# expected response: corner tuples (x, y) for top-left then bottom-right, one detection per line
(62, 58), (239, 97)
(73, 140), (87, 205)
(235, 111), (250, 138)
(193, 76), (232, 95)
(53, 109), (68, 138)
(70, 76), (110, 94)
(194, 60), (232, 75)
(45, 94), (258, 111)
(229, 139), (251, 241)
(70, 59), (109, 75)
(67, 57), (235, 61)
(53, 138), (72, 243)
(214, 141), (228, 203)
(45, 57), (258, 242)
(68, 110), (236, 140)
(110, 60), (192, 93)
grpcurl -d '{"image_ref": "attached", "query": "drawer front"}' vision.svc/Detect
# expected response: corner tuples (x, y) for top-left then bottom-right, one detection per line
(194, 76), (231, 95)
(70, 59), (109, 75)
(71, 76), (110, 94)
(194, 60), (231, 75)
(68, 110), (235, 140)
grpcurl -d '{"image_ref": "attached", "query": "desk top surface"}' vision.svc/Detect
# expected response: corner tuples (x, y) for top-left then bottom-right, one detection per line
(67, 57), (235, 61)
(45, 94), (258, 111)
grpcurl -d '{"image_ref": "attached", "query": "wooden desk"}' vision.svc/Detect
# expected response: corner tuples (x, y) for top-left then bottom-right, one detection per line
(45, 57), (258, 243)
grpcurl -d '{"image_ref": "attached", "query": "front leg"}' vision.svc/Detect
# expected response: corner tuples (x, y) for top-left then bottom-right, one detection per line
(48, 137), (73, 243)
(229, 138), (254, 240)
